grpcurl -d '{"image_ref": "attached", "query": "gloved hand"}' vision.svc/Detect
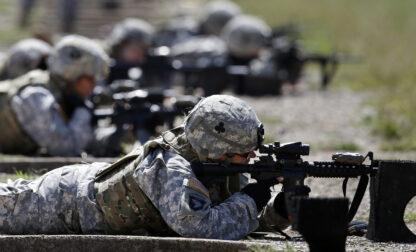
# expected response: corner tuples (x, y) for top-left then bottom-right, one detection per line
(63, 92), (94, 118)
(241, 182), (272, 211)
(273, 192), (289, 220)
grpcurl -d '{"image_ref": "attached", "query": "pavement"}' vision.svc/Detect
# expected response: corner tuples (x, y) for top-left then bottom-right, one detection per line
(0, 235), (278, 252)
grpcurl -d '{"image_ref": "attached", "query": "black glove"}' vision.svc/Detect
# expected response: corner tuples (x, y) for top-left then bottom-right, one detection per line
(62, 92), (94, 118)
(241, 183), (272, 211)
(273, 192), (289, 220)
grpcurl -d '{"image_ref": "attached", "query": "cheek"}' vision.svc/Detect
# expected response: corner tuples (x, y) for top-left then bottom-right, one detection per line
(231, 155), (248, 164)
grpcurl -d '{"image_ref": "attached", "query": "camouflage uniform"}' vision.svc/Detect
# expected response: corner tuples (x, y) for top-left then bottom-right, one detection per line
(0, 35), (108, 156)
(7, 71), (93, 156)
(0, 162), (108, 234)
(0, 95), (289, 238)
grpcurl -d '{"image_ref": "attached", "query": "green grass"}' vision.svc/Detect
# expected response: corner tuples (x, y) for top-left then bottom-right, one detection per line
(404, 197), (416, 223)
(323, 142), (361, 152)
(259, 116), (283, 125)
(405, 212), (416, 223)
(0, 169), (39, 183)
(234, 0), (416, 151)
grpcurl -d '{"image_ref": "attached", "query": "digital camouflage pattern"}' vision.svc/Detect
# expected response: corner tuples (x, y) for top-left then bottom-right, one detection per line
(0, 162), (108, 234)
(258, 193), (291, 232)
(11, 85), (93, 156)
(47, 35), (109, 83)
(0, 94), (288, 238)
(0, 38), (52, 80)
(199, 0), (242, 36)
(0, 69), (93, 156)
(184, 95), (261, 161)
(0, 126), (289, 238)
(221, 14), (271, 58)
(95, 125), (259, 239)
(133, 147), (259, 239)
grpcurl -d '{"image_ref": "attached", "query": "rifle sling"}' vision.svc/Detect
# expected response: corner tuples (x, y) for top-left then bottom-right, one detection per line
(342, 177), (349, 197)
(347, 175), (369, 222)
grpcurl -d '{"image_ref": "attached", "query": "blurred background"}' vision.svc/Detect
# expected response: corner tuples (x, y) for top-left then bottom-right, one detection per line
(0, 0), (415, 152)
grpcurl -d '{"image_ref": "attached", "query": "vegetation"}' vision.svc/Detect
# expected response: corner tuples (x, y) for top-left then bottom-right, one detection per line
(0, 169), (38, 183)
(235, 0), (416, 151)
(323, 141), (361, 152)
(404, 197), (416, 223)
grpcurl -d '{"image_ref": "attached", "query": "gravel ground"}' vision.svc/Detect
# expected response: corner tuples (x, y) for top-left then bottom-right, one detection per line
(235, 85), (416, 251)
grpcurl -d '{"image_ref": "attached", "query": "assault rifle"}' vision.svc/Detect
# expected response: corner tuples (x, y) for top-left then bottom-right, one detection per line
(93, 89), (199, 156)
(191, 141), (378, 225)
(106, 47), (173, 90)
(269, 36), (362, 89)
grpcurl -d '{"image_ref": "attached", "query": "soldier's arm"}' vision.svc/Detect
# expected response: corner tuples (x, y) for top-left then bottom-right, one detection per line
(135, 150), (259, 240)
(257, 193), (291, 232)
(10, 85), (92, 156)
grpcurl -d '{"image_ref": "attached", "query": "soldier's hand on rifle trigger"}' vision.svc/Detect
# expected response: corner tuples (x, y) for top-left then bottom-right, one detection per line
(241, 182), (272, 211)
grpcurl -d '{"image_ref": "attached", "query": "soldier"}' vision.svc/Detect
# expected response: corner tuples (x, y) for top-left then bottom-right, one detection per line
(106, 18), (155, 66)
(220, 14), (281, 95)
(0, 95), (289, 238)
(169, 14), (272, 95)
(0, 34), (109, 156)
(104, 18), (159, 88)
(199, 0), (242, 36)
(221, 14), (271, 60)
(0, 38), (52, 81)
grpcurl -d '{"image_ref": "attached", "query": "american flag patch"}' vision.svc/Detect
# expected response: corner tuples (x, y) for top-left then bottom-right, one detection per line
(189, 178), (210, 198)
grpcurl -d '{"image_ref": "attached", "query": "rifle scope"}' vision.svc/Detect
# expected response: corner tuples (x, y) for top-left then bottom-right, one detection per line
(259, 142), (310, 156)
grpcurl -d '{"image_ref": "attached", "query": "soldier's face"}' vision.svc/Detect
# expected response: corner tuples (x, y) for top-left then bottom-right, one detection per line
(72, 76), (97, 98)
(218, 151), (256, 164)
(122, 43), (146, 64)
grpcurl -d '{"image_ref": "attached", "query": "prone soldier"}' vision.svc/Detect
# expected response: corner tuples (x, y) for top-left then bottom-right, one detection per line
(0, 95), (289, 238)
(0, 38), (52, 81)
(170, 14), (271, 95)
(105, 18), (156, 87)
(0, 34), (109, 156)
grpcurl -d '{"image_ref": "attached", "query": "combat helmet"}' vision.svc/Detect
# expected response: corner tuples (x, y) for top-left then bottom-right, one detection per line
(221, 14), (271, 58)
(199, 0), (242, 36)
(106, 18), (155, 50)
(47, 35), (109, 83)
(184, 95), (263, 161)
(4, 38), (52, 79)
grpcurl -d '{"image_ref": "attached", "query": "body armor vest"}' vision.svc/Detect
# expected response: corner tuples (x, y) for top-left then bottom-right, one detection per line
(0, 70), (64, 154)
(94, 126), (199, 235)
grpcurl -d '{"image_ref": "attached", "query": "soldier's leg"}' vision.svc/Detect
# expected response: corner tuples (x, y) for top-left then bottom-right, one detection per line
(0, 162), (107, 234)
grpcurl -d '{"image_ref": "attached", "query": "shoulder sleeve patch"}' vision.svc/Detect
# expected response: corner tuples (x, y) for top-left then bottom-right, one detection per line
(189, 177), (210, 198)
(179, 178), (212, 218)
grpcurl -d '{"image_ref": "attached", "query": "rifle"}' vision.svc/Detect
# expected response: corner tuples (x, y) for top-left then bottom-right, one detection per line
(191, 141), (378, 224)
(269, 32), (362, 89)
(105, 47), (173, 91)
(93, 89), (199, 156)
